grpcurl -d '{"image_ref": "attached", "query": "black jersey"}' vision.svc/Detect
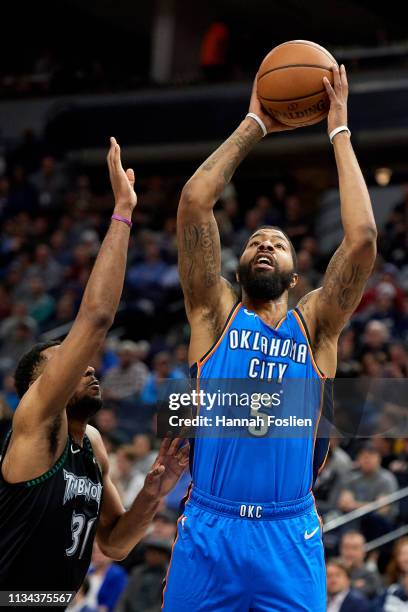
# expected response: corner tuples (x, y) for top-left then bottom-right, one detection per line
(0, 432), (103, 593)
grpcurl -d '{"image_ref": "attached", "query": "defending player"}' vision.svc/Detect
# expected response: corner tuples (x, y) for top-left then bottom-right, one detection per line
(163, 65), (377, 611)
(0, 138), (189, 597)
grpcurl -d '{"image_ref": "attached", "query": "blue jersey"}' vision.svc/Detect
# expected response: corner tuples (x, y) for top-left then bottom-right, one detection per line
(190, 302), (332, 503)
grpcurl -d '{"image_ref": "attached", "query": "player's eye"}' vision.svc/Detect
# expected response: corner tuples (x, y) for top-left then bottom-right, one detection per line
(275, 243), (285, 249)
(250, 241), (259, 247)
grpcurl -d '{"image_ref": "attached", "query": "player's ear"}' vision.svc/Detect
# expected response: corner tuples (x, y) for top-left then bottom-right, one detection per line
(290, 273), (298, 289)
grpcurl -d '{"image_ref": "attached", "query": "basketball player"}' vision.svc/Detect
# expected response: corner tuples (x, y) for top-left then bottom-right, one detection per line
(0, 138), (189, 598)
(162, 65), (377, 611)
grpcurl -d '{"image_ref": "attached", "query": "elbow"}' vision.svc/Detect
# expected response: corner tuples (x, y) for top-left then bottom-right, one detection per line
(78, 307), (114, 331)
(348, 225), (377, 252)
(97, 541), (129, 561)
(179, 177), (215, 212)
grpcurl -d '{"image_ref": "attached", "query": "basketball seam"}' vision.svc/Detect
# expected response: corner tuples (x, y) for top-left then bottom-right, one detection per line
(259, 88), (326, 102)
(258, 64), (333, 81)
(265, 40), (336, 65)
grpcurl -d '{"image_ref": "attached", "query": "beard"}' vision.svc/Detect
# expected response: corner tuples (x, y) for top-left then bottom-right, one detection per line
(238, 258), (294, 300)
(67, 395), (103, 421)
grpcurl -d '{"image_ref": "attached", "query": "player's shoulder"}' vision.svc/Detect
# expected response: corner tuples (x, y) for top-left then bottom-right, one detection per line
(85, 425), (109, 473)
(296, 287), (323, 312)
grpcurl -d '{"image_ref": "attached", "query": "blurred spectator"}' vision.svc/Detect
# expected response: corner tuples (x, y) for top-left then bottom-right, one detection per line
(371, 438), (399, 470)
(24, 244), (63, 291)
(339, 531), (382, 599)
(67, 577), (96, 612)
(363, 282), (401, 339)
(92, 407), (128, 447)
(336, 329), (361, 377)
(116, 536), (172, 612)
(171, 344), (190, 378)
(373, 538), (408, 610)
(127, 240), (169, 302)
(45, 292), (76, 331)
(387, 342), (408, 378)
(359, 320), (390, 365)
(85, 542), (127, 612)
(151, 508), (178, 540)
(131, 434), (156, 476)
(314, 437), (353, 517)
(31, 155), (66, 210)
(326, 558), (371, 612)
(111, 445), (145, 508)
(0, 321), (36, 375)
(140, 352), (184, 407)
(0, 301), (38, 340)
(336, 442), (399, 541)
(102, 340), (148, 401)
(283, 195), (312, 250)
(24, 277), (55, 326)
(200, 20), (230, 82)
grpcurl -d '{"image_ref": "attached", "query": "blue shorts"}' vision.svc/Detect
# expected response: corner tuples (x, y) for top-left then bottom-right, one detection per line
(162, 487), (326, 611)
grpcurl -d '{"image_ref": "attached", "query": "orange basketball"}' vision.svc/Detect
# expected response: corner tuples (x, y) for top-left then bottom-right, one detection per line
(257, 40), (337, 127)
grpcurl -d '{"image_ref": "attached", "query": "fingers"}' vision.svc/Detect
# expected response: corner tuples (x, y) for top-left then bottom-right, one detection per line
(332, 63), (341, 93)
(340, 64), (349, 93)
(323, 76), (335, 100)
(126, 168), (135, 187)
(176, 442), (190, 460)
(107, 136), (115, 173)
(107, 136), (124, 174)
(158, 437), (172, 458)
(147, 465), (165, 481)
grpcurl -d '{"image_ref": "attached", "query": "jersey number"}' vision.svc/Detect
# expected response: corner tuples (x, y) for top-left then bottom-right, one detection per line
(66, 512), (97, 559)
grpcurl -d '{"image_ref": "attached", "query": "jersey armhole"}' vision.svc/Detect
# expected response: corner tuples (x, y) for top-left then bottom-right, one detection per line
(294, 308), (326, 378)
(0, 434), (69, 488)
(189, 301), (241, 378)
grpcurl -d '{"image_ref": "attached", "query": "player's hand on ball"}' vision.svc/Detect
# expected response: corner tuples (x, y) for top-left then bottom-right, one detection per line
(248, 75), (296, 134)
(107, 137), (137, 212)
(323, 64), (348, 135)
(143, 437), (190, 499)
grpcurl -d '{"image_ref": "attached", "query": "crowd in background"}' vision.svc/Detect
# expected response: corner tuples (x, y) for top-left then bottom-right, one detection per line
(0, 127), (407, 611)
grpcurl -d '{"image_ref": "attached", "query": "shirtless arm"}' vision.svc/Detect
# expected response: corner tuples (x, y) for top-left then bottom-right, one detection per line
(297, 66), (377, 377)
(178, 79), (295, 364)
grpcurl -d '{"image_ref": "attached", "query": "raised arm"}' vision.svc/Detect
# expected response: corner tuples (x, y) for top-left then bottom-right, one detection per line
(15, 138), (136, 431)
(178, 79), (294, 363)
(298, 65), (377, 375)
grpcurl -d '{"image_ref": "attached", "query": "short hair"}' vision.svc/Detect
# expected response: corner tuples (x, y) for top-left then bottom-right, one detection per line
(14, 341), (61, 399)
(341, 530), (366, 544)
(326, 557), (351, 578)
(242, 225), (298, 271)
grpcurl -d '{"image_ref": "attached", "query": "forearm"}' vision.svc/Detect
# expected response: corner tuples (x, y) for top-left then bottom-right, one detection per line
(183, 118), (262, 208)
(333, 133), (377, 242)
(104, 488), (160, 559)
(80, 204), (132, 323)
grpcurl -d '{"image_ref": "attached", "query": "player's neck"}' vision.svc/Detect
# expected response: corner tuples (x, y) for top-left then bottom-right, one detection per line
(68, 419), (88, 447)
(242, 293), (288, 327)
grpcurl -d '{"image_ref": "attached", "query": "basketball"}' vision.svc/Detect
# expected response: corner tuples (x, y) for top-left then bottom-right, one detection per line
(257, 40), (337, 127)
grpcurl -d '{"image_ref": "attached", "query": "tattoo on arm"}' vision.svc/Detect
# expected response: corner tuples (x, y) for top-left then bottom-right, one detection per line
(321, 243), (369, 312)
(178, 220), (220, 303)
(199, 122), (260, 193)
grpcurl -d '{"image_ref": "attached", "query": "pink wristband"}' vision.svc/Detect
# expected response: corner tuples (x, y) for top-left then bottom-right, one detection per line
(111, 214), (132, 228)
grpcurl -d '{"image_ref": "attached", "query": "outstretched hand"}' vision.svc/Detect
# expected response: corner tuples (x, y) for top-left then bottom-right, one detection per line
(323, 64), (349, 135)
(143, 438), (190, 500)
(107, 137), (137, 212)
(248, 75), (296, 134)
